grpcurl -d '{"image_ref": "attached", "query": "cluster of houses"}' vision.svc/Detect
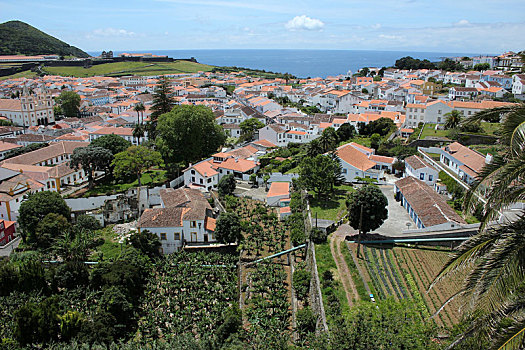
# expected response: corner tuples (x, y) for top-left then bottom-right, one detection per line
(0, 50), (522, 250)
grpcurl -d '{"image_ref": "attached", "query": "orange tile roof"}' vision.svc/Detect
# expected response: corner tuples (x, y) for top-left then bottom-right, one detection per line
(267, 182), (290, 198)
(336, 144), (376, 171)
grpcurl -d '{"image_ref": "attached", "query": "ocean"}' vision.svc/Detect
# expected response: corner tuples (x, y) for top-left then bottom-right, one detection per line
(89, 49), (476, 78)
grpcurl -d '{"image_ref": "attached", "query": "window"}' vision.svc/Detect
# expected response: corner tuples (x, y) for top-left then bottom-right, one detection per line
(342, 168), (347, 174)
(191, 232), (197, 242)
(174, 232), (181, 240)
(428, 174), (433, 182)
(190, 221), (197, 228)
(420, 173), (425, 180)
(160, 233), (167, 240)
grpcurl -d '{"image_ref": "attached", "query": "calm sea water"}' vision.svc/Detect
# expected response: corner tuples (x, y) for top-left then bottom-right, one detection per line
(89, 49), (476, 78)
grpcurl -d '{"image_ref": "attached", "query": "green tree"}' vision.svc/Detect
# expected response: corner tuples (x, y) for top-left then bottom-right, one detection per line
(306, 138), (323, 157)
(299, 154), (343, 199)
(215, 212), (242, 244)
(34, 213), (70, 248)
(370, 133), (382, 150)
(156, 105), (226, 169)
(151, 76), (175, 120)
(133, 102), (145, 124)
(218, 174), (236, 197)
(336, 123), (356, 142)
(18, 191), (71, 242)
(112, 146), (162, 187)
(239, 117), (265, 142)
(216, 304), (242, 345)
(56, 91), (81, 117)
(444, 110), (463, 130)
(70, 146), (113, 188)
(14, 297), (60, 346)
(128, 229), (161, 259)
(89, 134), (131, 155)
(74, 214), (102, 232)
(319, 127), (338, 153)
(346, 185), (388, 258)
(132, 123), (145, 145)
(473, 63), (490, 71)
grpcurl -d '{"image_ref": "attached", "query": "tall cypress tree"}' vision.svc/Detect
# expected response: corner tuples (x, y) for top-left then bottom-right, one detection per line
(149, 76), (175, 140)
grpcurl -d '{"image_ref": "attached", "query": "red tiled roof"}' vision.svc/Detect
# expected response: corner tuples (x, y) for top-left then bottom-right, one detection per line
(267, 182), (290, 198)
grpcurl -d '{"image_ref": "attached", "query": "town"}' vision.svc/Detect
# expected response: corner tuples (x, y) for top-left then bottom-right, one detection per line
(0, 46), (524, 349)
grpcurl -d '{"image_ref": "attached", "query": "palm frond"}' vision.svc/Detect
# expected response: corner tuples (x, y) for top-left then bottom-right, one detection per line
(496, 323), (525, 350)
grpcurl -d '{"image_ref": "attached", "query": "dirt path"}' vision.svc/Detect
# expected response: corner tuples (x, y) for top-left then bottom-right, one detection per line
(329, 224), (359, 307)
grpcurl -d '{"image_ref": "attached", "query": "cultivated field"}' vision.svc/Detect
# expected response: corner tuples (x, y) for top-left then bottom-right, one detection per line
(350, 243), (464, 329)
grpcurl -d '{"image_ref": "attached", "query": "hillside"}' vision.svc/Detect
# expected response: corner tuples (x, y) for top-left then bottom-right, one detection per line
(0, 20), (89, 58)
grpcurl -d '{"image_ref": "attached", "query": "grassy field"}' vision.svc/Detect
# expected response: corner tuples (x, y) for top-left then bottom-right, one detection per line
(315, 241), (351, 319)
(41, 60), (213, 77)
(91, 225), (128, 260)
(420, 124), (449, 139)
(309, 184), (355, 221)
(0, 70), (38, 80)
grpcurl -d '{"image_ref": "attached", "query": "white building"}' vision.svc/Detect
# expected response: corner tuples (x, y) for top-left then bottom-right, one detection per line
(138, 187), (216, 254)
(0, 88), (55, 127)
(394, 176), (467, 231)
(404, 155), (438, 186)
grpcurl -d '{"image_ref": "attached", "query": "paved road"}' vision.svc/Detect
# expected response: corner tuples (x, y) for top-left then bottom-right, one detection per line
(374, 185), (415, 237)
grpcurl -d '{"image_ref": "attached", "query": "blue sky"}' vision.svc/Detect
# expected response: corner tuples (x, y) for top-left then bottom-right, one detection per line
(1, 0), (524, 53)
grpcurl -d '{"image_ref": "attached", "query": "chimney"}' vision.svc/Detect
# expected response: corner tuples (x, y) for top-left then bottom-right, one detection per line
(485, 153), (493, 164)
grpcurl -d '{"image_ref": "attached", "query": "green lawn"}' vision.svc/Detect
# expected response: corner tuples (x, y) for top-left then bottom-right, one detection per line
(480, 122), (500, 136)
(309, 185), (355, 221)
(42, 60), (213, 77)
(420, 124), (448, 139)
(315, 241), (350, 319)
(91, 225), (127, 261)
(0, 70), (39, 80)
(83, 169), (167, 196)
(344, 136), (372, 148)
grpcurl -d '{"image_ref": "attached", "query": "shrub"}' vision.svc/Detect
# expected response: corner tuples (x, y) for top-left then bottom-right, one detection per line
(293, 268), (311, 301)
(296, 307), (316, 338)
(310, 228), (327, 244)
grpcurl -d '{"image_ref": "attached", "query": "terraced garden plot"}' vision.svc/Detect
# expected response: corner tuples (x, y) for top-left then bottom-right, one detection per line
(137, 251), (238, 342)
(353, 244), (463, 329)
(231, 197), (293, 343)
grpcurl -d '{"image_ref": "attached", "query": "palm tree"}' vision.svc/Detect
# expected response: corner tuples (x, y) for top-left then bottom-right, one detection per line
(463, 103), (525, 225)
(134, 102), (146, 124)
(133, 123), (145, 145)
(444, 109), (463, 129)
(432, 102), (525, 349)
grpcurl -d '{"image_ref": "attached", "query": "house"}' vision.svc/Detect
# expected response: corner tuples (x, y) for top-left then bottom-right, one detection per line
(0, 141), (22, 160)
(0, 169), (46, 221)
(394, 176), (467, 231)
(448, 87), (479, 100)
(335, 143), (384, 183)
(266, 182), (290, 206)
(183, 148), (260, 190)
(404, 155), (438, 186)
(88, 126), (146, 145)
(440, 142), (488, 184)
(137, 187), (217, 254)
(512, 74), (525, 98)
(0, 141), (90, 192)
(0, 219), (16, 246)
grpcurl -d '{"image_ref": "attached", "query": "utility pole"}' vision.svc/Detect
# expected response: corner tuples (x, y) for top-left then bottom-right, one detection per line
(357, 204), (364, 259)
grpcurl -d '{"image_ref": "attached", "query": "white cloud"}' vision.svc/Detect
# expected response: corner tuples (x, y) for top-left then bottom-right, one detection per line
(371, 23), (382, 29)
(379, 34), (404, 41)
(88, 28), (136, 38)
(285, 15), (324, 31)
(456, 19), (471, 26)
